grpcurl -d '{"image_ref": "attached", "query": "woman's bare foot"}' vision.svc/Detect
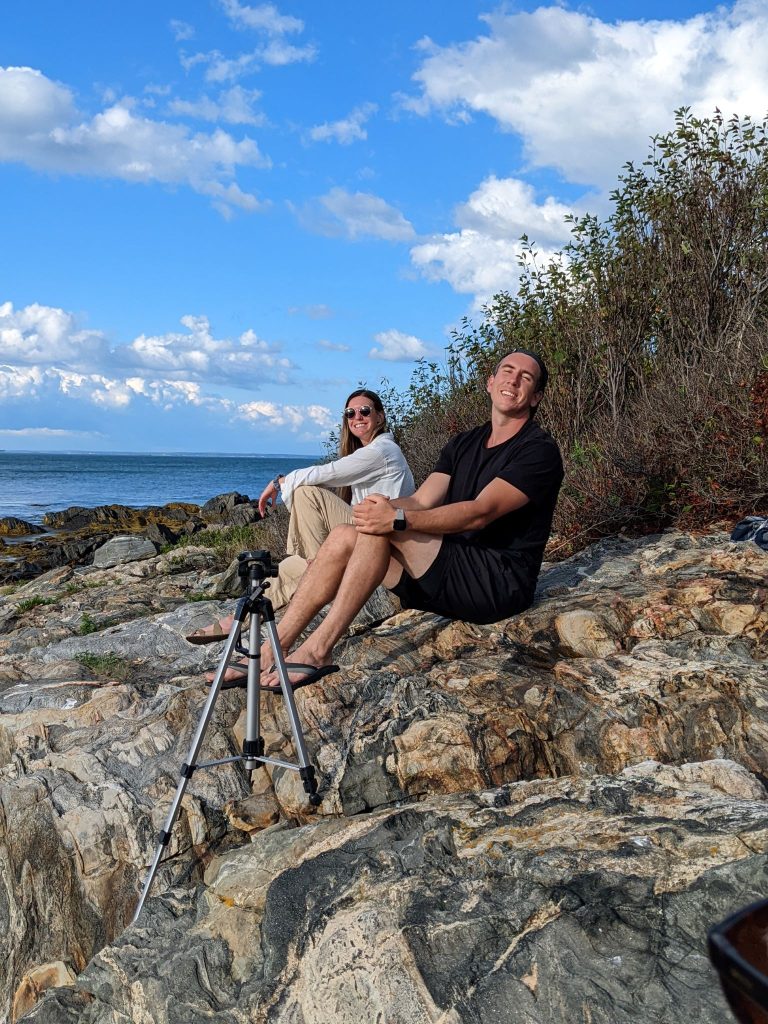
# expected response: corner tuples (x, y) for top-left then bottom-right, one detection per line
(186, 615), (237, 645)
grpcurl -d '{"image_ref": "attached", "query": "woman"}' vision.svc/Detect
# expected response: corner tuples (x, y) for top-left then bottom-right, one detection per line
(187, 388), (414, 647)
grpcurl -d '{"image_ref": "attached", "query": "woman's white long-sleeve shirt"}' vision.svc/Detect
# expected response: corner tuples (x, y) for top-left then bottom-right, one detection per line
(280, 432), (415, 510)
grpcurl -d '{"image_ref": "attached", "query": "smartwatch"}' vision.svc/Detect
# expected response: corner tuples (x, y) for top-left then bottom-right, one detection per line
(393, 508), (407, 532)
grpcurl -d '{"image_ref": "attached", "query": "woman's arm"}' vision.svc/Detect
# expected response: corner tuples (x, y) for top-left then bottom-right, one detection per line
(280, 444), (387, 509)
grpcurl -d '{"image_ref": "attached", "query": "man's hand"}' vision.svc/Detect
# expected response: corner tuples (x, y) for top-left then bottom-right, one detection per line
(352, 493), (396, 535)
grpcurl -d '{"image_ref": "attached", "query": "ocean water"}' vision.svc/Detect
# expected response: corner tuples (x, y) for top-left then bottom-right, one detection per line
(0, 451), (320, 525)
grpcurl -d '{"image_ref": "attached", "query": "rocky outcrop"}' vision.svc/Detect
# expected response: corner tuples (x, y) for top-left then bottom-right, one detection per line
(0, 529), (764, 1022)
(0, 517), (45, 537)
(22, 760), (768, 1024)
(0, 493), (262, 584)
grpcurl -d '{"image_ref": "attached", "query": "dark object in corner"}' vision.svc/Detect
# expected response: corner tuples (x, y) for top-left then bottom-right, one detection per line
(730, 516), (768, 552)
(709, 897), (768, 1022)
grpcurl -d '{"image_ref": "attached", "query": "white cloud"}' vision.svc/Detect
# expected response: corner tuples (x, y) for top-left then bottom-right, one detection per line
(183, 40), (315, 82)
(369, 329), (433, 362)
(168, 86), (266, 126)
(179, 2), (314, 83)
(0, 302), (296, 395)
(0, 365), (46, 399)
(125, 314), (294, 386)
(317, 339), (350, 352)
(237, 400), (334, 432)
(0, 66), (75, 131)
(408, 2), (768, 188)
(295, 188), (415, 242)
(220, 1), (304, 36)
(170, 19), (195, 42)
(0, 427), (103, 439)
(0, 66), (270, 214)
(309, 102), (377, 145)
(0, 300), (110, 368)
(259, 40), (316, 66)
(410, 176), (576, 300)
(288, 303), (334, 320)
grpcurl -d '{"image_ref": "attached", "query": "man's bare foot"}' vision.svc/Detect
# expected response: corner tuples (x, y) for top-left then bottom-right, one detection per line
(260, 662), (339, 693)
(205, 659), (248, 684)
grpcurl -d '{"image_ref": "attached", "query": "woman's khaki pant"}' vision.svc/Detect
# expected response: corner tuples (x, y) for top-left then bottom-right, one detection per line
(270, 486), (353, 609)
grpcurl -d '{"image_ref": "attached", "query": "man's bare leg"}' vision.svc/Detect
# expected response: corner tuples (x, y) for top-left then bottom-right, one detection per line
(266, 530), (394, 678)
(275, 527), (446, 682)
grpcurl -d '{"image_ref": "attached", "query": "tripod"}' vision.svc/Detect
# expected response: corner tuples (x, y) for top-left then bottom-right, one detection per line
(132, 549), (323, 924)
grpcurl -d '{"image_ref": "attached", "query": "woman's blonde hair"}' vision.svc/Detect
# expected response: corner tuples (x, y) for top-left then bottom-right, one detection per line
(338, 388), (387, 504)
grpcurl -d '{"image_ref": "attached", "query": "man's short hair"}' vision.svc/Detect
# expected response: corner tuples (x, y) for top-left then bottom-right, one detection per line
(494, 349), (549, 392)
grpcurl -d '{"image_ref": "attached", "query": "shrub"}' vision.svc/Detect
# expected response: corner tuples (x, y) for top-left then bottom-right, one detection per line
(75, 653), (131, 680)
(386, 109), (768, 555)
(16, 596), (57, 613)
(79, 613), (99, 635)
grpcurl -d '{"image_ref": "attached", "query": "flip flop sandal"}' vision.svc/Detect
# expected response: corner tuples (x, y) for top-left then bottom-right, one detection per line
(207, 663), (339, 692)
(261, 663), (339, 693)
(185, 623), (231, 646)
(206, 663), (249, 689)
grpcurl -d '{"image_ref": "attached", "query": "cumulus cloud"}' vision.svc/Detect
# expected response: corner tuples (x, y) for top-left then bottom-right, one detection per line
(236, 400), (335, 432)
(408, 2), (768, 187)
(0, 300), (110, 368)
(369, 329), (433, 362)
(309, 102), (377, 145)
(410, 176), (576, 299)
(125, 314), (295, 386)
(168, 86), (266, 126)
(1, 302), (296, 394)
(294, 188), (415, 241)
(0, 66), (270, 214)
(0, 365), (46, 399)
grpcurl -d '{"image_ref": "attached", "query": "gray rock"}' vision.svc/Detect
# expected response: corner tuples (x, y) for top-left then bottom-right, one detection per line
(23, 761), (768, 1024)
(92, 536), (158, 568)
(0, 529), (765, 1022)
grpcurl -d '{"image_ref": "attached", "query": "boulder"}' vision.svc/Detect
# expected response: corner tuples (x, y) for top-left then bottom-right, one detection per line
(92, 536), (157, 568)
(0, 517), (44, 537)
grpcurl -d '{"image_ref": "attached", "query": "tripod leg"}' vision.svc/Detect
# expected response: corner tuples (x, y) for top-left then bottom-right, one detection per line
(243, 609), (264, 772)
(263, 619), (321, 806)
(132, 610), (247, 924)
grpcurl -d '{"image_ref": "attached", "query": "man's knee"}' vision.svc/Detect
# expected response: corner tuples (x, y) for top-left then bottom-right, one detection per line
(324, 522), (357, 553)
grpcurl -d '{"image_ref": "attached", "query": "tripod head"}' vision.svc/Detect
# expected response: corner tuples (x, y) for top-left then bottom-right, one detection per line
(237, 549), (279, 586)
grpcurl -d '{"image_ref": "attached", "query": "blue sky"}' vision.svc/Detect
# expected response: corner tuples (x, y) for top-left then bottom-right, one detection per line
(2, 0), (767, 454)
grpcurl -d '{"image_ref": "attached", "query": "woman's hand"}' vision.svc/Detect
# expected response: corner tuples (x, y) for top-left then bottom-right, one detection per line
(258, 480), (279, 516)
(352, 493), (395, 535)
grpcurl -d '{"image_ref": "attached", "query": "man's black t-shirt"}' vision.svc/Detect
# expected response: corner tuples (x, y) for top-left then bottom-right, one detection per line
(433, 418), (564, 577)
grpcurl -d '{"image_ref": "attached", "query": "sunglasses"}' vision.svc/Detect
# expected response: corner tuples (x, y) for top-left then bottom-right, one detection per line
(343, 405), (374, 419)
(709, 899), (768, 1022)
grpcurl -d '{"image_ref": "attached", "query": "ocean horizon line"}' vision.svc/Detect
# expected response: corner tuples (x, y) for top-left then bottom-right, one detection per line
(0, 449), (324, 459)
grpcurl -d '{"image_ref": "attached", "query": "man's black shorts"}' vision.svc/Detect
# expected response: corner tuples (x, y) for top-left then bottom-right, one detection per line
(389, 537), (534, 624)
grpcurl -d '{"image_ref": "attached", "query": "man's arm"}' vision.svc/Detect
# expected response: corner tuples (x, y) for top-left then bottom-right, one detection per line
(391, 472), (451, 512)
(354, 476), (529, 536)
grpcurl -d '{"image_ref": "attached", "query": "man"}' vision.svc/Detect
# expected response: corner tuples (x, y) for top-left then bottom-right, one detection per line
(258, 349), (563, 689)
